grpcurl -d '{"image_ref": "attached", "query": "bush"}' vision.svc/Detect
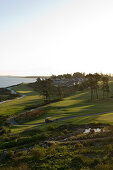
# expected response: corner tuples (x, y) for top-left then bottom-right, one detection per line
(63, 129), (70, 134)
(31, 146), (46, 161)
(6, 150), (15, 159)
(106, 144), (112, 153)
(38, 133), (49, 140)
(71, 155), (84, 170)
(0, 163), (30, 170)
(0, 127), (8, 135)
(90, 159), (100, 168)
(47, 125), (55, 131)
(94, 163), (113, 170)
(75, 142), (83, 149)
(15, 110), (45, 123)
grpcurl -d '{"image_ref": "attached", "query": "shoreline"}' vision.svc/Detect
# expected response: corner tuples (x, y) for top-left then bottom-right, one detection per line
(0, 83), (23, 89)
(6, 83), (23, 88)
(0, 76), (36, 88)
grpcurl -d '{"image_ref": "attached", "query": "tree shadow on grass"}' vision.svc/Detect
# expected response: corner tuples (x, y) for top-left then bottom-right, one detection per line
(46, 98), (92, 110)
(45, 98), (113, 119)
(13, 98), (43, 108)
(68, 91), (89, 100)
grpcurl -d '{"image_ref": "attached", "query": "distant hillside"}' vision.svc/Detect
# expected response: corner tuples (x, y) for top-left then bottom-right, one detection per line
(24, 76), (50, 78)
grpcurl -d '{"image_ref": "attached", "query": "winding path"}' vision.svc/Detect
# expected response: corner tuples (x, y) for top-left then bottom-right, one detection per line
(8, 110), (112, 126)
(6, 88), (113, 126)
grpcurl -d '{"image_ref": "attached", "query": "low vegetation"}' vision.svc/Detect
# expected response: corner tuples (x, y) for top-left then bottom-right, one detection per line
(15, 109), (46, 124)
(1, 123), (113, 169)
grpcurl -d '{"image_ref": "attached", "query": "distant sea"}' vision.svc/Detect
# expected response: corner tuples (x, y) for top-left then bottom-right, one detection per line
(0, 76), (37, 88)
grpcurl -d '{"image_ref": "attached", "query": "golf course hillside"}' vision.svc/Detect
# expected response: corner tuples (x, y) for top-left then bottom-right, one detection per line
(3, 80), (113, 126)
(1, 77), (113, 169)
(2, 0), (113, 169)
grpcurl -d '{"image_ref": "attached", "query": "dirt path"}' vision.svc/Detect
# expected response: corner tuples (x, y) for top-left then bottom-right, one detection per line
(8, 110), (113, 126)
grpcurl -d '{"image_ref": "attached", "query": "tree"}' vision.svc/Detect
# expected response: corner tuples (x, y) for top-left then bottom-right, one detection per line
(63, 73), (72, 79)
(36, 78), (53, 103)
(86, 73), (101, 101)
(86, 74), (95, 101)
(73, 72), (85, 78)
(101, 76), (109, 99)
(93, 73), (101, 99)
(57, 85), (63, 99)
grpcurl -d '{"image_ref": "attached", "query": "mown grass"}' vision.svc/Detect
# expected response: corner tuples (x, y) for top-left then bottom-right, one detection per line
(1, 81), (113, 134)
(22, 81), (113, 126)
(0, 83), (43, 116)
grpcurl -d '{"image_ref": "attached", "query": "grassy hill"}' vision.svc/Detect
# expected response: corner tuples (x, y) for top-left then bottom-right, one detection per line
(0, 83), (43, 116)
(17, 81), (113, 126)
(1, 82), (113, 169)
(0, 81), (113, 130)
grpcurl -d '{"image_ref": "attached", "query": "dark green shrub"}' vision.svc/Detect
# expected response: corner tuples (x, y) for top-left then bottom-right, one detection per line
(94, 163), (113, 170)
(106, 144), (112, 153)
(75, 142), (83, 149)
(71, 155), (84, 170)
(31, 146), (46, 161)
(0, 127), (7, 135)
(47, 125), (55, 131)
(6, 150), (14, 159)
(63, 129), (70, 134)
(0, 163), (30, 170)
(38, 133), (49, 140)
(90, 159), (100, 168)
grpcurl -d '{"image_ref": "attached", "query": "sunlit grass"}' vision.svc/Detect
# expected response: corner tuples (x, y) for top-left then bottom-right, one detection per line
(96, 112), (113, 124)
(0, 83), (43, 116)
(3, 81), (113, 134)
(21, 81), (113, 127)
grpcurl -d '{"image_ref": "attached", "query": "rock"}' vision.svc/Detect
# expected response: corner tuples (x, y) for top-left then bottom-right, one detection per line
(45, 141), (57, 146)
(64, 138), (68, 141)
(40, 140), (57, 147)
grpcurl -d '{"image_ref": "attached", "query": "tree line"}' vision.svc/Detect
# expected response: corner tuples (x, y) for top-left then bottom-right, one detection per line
(34, 72), (110, 103)
(51, 72), (85, 79)
(85, 73), (109, 101)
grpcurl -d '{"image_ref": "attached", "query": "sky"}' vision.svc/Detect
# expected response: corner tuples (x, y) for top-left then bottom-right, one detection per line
(0, 0), (113, 76)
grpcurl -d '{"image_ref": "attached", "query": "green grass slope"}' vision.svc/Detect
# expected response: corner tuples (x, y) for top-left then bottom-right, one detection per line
(0, 84), (43, 116)
(24, 81), (113, 125)
(1, 81), (113, 132)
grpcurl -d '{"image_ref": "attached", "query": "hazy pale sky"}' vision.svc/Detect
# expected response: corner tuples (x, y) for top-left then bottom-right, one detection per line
(0, 0), (113, 76)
